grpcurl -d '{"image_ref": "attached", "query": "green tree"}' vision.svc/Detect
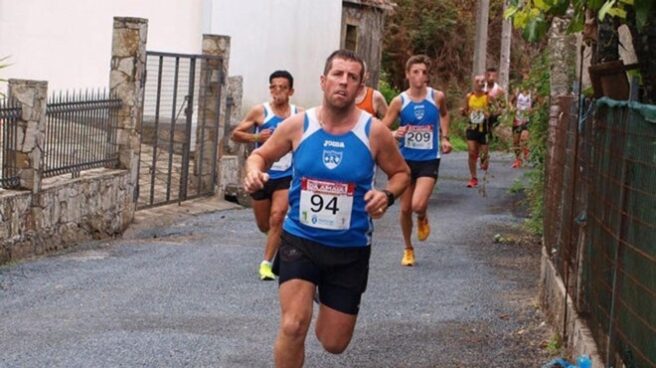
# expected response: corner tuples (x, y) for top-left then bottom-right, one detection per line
(505, 0), (656, 103)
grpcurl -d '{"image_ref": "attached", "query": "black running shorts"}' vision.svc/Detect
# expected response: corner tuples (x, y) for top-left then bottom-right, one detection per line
(274, 231), (371, 315)
(466, 128), (489, 145)
(250, 176), (292, 201)
(406, 159), (440, 182)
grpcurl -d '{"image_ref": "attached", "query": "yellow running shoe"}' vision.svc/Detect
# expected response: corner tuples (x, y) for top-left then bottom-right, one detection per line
(401, 249), (415, 266)
(417, 216), (430, 241)
(259, 261), (275, 281)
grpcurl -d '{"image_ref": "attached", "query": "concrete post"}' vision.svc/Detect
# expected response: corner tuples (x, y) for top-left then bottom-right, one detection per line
(7, 79), (47, 194)
(472, 0), (490, 77)
(109, 17), (148, 204)
(198, 34), (230, 194)
(194, 34), (229, 194)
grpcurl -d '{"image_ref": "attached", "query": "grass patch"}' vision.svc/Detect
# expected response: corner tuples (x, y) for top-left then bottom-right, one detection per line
(508, 178), (525, 194)
(545, 333), (563, 355)
(449, 135), (467, 152)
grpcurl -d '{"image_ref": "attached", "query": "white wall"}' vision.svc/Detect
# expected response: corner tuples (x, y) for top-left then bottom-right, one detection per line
(207, 0), (342, 110)
(0, 0), (204, 94)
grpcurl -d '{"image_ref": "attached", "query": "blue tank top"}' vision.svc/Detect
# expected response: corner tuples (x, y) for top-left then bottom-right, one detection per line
(256, 102), (296, 179)
(398, 87), (441, 161)
(283, 108), (375, 248)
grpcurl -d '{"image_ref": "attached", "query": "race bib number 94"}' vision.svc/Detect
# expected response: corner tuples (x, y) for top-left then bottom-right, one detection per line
(404, 125), (433, 150)
(300, 178), (354, 230)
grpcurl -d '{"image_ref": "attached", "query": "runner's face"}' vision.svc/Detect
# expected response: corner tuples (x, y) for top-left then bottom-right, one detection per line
(486, 71), (497, 85)
(321, 58), (363, 109)
(269, 77), (293, 105)
(473, 76), (486, 92)
(406, 63), (428, 88)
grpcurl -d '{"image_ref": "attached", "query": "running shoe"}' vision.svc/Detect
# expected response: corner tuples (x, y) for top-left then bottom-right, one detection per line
(417, 216), (430, 241)
(259, 260), (275, 281)
(523, 147), (530, 161)
(480, 160), (489, 171)
(512, 159), (522, 168)
(467, 177), (478, 188)
(401, 249), (415, 266)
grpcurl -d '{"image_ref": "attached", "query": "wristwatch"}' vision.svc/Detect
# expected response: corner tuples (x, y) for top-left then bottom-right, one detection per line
(382, 189), (395, 207)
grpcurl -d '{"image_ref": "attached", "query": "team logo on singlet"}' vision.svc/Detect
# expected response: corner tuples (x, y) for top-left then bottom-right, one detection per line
(322, 150), (343, 170)
(413, 105), (425, 120)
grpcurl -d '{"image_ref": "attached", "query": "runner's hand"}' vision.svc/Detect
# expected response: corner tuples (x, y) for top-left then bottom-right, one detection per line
(394, 125), (409, 140)
(258, 129), (273, 142)
(243, 170), (269, 193)
(364, 190), (388, 219)
(441, 138), (453, 154)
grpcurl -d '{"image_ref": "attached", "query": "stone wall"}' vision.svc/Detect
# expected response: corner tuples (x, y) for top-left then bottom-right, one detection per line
(0, 169), (132, 263)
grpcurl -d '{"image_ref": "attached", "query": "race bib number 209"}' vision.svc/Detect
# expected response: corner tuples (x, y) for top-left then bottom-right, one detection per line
(404, 125), (433, 150)
(299, 178), (354, 230)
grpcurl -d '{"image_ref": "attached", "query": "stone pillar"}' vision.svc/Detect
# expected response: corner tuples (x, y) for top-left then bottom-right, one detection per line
(194, 34), (230, 194)
(109, 17), (148, 204)
(197, 34), (230, 195)
(7, 79), (47, 194)
(219, 75), (248, 201)
(223, 75), (243, 156)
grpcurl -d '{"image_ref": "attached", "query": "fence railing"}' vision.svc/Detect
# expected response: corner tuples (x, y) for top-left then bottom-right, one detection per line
(544, 97), (656, 368)
(0, 98), (21, 189)
(44, 90), (121, 178)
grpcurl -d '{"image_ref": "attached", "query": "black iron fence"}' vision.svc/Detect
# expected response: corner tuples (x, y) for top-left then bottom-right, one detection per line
(44, 90), (120, 178)
(544, 96), (656, 367)
(0, 98), (21, 189)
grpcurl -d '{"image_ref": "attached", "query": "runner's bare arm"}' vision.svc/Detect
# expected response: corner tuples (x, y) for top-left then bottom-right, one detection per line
(372, 90), (389, 120)
(243, 114), (303, 193)
(460, 93), (471, 117)
(231, 105), (265, 143)
(381, 96), (401, 129)
(436, 90), (452, 154)
(365, 119), (410, 218)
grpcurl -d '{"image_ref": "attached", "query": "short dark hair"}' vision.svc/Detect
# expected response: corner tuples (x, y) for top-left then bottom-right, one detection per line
(405, 55), (431, 72)
(269, 70), (294, 89)
(486, 67), (498, 73)
(323, 49), (365, 83)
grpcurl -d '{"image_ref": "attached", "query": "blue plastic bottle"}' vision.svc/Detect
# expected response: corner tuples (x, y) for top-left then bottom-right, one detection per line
(577, 355), (592, 368)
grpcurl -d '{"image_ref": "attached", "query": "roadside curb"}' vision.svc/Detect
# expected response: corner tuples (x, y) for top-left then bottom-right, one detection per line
(539, 246), (604, 367)
(124, 195), (244, 239)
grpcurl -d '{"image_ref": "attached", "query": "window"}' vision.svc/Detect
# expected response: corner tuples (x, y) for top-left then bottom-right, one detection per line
(345, 24), (358, 52)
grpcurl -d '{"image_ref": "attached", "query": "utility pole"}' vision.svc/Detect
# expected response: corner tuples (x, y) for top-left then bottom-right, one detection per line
(499, 0), (512, 90)
(472, 0), (490, 77)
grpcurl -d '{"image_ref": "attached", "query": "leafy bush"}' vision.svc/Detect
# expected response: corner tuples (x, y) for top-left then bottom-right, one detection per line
(523, 52), (550, 235)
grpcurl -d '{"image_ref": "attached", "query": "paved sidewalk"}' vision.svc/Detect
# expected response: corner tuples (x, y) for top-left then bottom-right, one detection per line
(0, 151), (554, 367)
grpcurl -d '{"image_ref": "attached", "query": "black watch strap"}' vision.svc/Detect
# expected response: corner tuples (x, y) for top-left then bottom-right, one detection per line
(382, 189), (395, 207)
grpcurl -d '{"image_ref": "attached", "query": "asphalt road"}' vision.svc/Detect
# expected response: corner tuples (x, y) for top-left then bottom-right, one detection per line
(0, 151), (553, 367)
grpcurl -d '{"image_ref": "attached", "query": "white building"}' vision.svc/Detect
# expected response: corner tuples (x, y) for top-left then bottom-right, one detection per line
(0, 0), (351, 109)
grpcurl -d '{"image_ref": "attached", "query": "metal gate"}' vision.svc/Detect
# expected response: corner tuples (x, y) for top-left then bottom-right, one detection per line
(138, 51), (224, 209)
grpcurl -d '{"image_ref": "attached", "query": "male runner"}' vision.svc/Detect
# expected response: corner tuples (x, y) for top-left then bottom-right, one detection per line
(382, 54), (452, 267)
(231, 70), (302, 280)
(461, 75), (490, 188)
(483, 67), (506, 146)
(355, 63), (388, 119)
(243, 49), (410, 368)
(510, 83), (532, 168)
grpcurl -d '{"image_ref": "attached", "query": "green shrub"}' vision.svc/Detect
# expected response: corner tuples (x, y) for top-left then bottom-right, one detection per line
(378, 76), (399, 104)
(523, 52), (550, 236)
